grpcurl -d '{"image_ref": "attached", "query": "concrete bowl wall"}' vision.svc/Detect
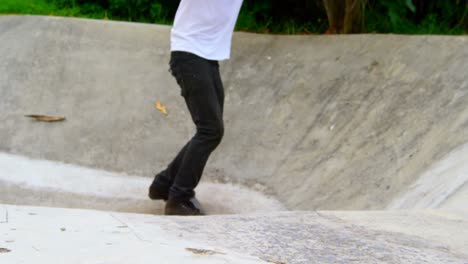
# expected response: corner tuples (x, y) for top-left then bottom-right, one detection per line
(1, 15), (467, 211)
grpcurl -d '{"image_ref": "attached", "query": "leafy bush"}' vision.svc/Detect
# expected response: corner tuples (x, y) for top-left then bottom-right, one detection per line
(107, 0), (177, 23)
(366, 0), (467, 34)
(2, 0), (466, 34)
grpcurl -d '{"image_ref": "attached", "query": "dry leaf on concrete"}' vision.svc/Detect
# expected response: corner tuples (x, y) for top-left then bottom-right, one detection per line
(155, 101), (168, 115)
(0, 248), (11, 253)
(25, 115), (66, 122)
(261, 258), (287, 264)
(267, 260), (286, 264)
(185, 248), (225, 256)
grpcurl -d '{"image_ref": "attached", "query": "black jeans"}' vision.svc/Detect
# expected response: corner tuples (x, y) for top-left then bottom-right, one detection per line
(155, 51), (224, 201)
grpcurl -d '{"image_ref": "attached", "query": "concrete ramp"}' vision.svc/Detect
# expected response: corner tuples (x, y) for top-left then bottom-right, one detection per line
(1, 15), (468, 263)
(1, 15), (468, 210)
(0, 152), (285, 214)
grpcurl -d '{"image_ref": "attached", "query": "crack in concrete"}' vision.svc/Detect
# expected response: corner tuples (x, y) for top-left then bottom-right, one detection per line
(109, 213), (150, 243)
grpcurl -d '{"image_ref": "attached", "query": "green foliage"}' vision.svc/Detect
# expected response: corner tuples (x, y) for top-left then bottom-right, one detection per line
(0, 0), (49, 14)
(366, 0), (467, 34)
(237, 0), (327, 34)
(106, 0), (176, 23)
(0, 0), (81, 17)
(236, 1), (272, 32)
(405, 0), (416, 13)
(0, 0), (465, 34)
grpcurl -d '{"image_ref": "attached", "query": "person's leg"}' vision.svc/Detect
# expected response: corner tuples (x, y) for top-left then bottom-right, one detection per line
(212, 62), (225, 115)
(168, 55), (224, 202)
(149, 53), (197, 200)
(150, 52), (224, 215)
(149, 142), (189, 200)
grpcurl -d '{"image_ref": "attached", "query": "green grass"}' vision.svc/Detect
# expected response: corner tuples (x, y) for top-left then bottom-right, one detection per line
(0, 0), (51, 14)
(0, 0), (323, 34)
(236, 11), (326, 34)
(0, 0), (105, 19)
(1, 0), (465, 34)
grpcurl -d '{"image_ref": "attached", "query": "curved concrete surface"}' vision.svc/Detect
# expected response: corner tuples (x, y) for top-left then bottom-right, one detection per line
(1, 15), (468, 263)
(0, 152), (285, 215)
(1, 16), (468, 211)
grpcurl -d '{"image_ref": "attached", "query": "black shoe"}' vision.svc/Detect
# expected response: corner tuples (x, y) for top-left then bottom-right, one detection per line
(148, 177), (169, 201)
(165, 198), (205, 216)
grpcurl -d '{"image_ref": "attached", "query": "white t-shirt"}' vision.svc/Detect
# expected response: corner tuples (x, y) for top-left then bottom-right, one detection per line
(171, 0), (244, 61)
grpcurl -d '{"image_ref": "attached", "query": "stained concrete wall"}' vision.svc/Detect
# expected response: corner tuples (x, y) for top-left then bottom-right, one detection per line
(1, 15), (467, 210)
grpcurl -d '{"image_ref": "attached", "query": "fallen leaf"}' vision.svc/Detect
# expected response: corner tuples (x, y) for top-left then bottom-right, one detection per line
(25, 115), (66, 122)
(0, 248), (11, 253)
(155, 101), (168, 115)
(185, 248), (225, 256)
(262, 258), (287, 264)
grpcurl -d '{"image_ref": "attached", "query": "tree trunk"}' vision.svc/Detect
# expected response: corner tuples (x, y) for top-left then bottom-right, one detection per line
(343, 0), (362, 33)
(323, 0), (345, 34)
(323, 0), (363, 34)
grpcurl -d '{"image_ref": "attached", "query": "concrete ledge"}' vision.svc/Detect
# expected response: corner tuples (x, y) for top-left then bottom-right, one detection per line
(0, 205), (467, 263)
(0, 205), (267, 264)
